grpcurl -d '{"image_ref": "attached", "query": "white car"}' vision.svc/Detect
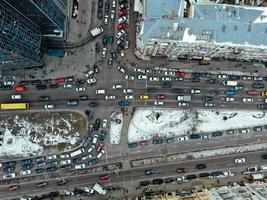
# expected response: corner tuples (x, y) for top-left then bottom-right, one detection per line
(117, 66), (126, 73)
(112, 84), (122, 89)
(60, 159), (71, 165)
(191, 89), (201, 94)
(85, 70), (94, 78)
(104, 15), (108, 24)
(125, 95), (134, 100)
(242, 97), (253, 102)
(102, 119), (108, 128)
(96, 149), (106, 159)
(81, 154), (93, 161)
(3, 173), (16, 179)
(134, 68), (146, 73)
(149, 77), (160, 81)
(76, 87), (86, 92)
(116, 30), (125, 39)
(125, 75), (134, 80)
(105, 95), (116, 100)
(20, 170), (31, 176)
(87, 78), (96, 84)
(47, 154), (57, 160)
(110, 10), (115, 20)
(225, 97), (234, 102)
(75, 164), (86, 169)
(88, 145), (96, 153)
(161, 77), (172, 81)
(234, 158), (245, 164)
(138, 75), (147, 80)
(60, 154), (70, 159)
(154, 101), (164, 106)
(102, 48), (107, 57)
(177, 136), (189, 141)
(84, 187), (94, 194)
(3, 80), (15, 86)
(44, 104), (54, 109)
(64, 190), (74, 196)
(178, 102), (189, 107)
(204, 102), (215, 107)
(112, 0), (116, 8)
(11, 94), (22, 100)
(242, 76), (253, 81)
(253, 76), (264, 81)
(164, 71), (175, 76)
(217, 74), (228, 79)
(117, 16), (127, 24)
(123, 89), (134, 94)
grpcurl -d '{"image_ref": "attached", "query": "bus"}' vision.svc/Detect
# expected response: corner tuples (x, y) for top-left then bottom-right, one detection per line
(0, 103), (29, 110)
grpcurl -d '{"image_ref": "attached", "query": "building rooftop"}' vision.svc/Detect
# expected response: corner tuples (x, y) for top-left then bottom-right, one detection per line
(139, 0), (267, 48)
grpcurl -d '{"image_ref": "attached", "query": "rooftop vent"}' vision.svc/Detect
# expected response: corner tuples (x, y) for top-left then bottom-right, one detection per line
(248, 21), (252, 32)
(234, 25), (238, 31)
(222, 25), (226, 32)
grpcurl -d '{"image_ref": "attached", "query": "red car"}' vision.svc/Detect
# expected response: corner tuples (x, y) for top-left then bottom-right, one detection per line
(156, 94), (166, 99)
(176, 168), (188, 173)
(99, 175), (110, 181)
(8, 185), (19, 191)
(15, 86), (25, 92)
(140, 140), (149, 146)
(247, 90), (261, 95)
(117, 23), (126, 30)
(54, 77), (65, 84)
(118, 9), (127, 17)
(96, 142), (104, 152)
(176, 71), (186, 78)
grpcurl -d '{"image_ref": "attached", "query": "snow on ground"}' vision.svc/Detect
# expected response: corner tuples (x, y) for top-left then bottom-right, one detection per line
(128, 108), (267, 142)
(109, 111), (123, 144)
(0, 112), (85, 157)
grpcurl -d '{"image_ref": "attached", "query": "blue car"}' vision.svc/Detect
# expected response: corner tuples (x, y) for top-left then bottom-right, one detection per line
(226, 90), (236, 96)
(118, 100), (130, 107)
(252, 83), (265, 89)
(88, 159), (97, 165)
(128, 142), (138, 148)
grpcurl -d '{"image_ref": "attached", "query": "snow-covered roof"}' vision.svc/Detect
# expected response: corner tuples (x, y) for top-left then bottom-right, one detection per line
(140, 0), (267, 48)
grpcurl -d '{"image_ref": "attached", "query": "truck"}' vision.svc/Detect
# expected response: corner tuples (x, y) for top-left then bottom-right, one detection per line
(250, 173), (264, 180)
(93, 183), (107, 195)
(47, 49), (65, 57)
(177, 95), (191, 102)
(90, 27), (104, 37)
(70, 147), (85, 158)
(223, 81), (238, 86)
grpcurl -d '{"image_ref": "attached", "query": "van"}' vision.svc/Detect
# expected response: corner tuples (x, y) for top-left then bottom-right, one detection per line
(96, 89), (105, 94)
(112, 84), (122, 89)
(259, 165), (267, 170)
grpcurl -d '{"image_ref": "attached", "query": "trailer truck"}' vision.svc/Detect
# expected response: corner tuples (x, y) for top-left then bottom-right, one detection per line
(177, 95), (191, 102)
(90, 27), (104, 37)
(93, 183), (107, 195)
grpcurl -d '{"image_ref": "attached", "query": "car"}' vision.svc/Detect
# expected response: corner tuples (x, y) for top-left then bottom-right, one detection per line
(247, 90), (261, 95)
(176, 168), (188, 173)
(202, 96), (213, 102)
(118, 8), (127, 17)
(154, 101), (164, 106)
(94, 119), (101, 131)
(1, 85), (12, 90)
(47, 154), (57, 160)
(217, 74), (228, 79)
(100, 130), (107, 141)
(204, 102), (215, 107)
(149, 77), (160, 81)
(125, 40), (129, 49)
(139, 94), (149, 100)
(19, 80), (30, 86)
(15, 86), (26, 92)
(212, 131), (223, 137)
(20, 170), (31, 176)
(111, 51), (117, 59)
(242, 76), (253, 81)
(88, 145), (96, 153)
(116, 30), (125, 39)
(196, 163), (206, 169)
(161, 77), (172, 81)
(239, 128), (250, 134)
(102, 119), (108, 129)
(104, 2), (110, 12)
(234, 158), (245, 163)
(36, 181), (48, 187)
(60, 159), (71, 165)
(102, 35), (108, 45)
(125, 95), (134, 100)
(63, 83), (73, 89)
(225, 97), (234, 102)
(96, 141), (104, 152)
(161, 82), (173, 88)
(11, 94), (22, 100)
(261, 154), (267, 159)
(156, 94), (166, 99)
(226, 90), (236, 96)
(118, 100), (130, 107)
(254, 126), (263, 132)
(117, 66), (126, 73)
(164, 71), (175, 76)
(102, 48), (107, 57)
(67, 100), (78, 106)
(117, 16), (127, 24)
(3, 173), (16, 179)
(99, 175), (110, 181)
(84, 187), (94, 194)
(79, 95), (88, 100)
(81, 154), (93, 161)
(75, 87), (85, 92)
(123, 89), (134, 94)
(140, 140), (149, 146)
(207, 79), (218, 84)
(87, 78), (96, 84)
(253, 76), (264, 81)
(145, 169), (155, 175)
(112, 84), (122, 89)
(110, 10), (115, 20)
(128, 142), (138, 148)
(105, 95), (116, 100)
(39, 96), (50, 101)
(64, 189), (74, 196)
(125, 75), (134, 80)
(178, 102), (189, 107)
(117, 22), (127, 30)
(191, 89), (201, 94)
(8, 185), (19, 191)
(89, 102), (99, 107)
(252, 83), (265, 89)
(234, 85), (244, 90)
(104, 15), (108, 24)
(75, 164), (86, 169)
(138, 75), (147, 80)
(4, 80), (15, 86)
(49, 84), (58, 89)
(44, 104), (54, 110)
(242, 97), (253, 102)
(108, 58), (113, 68)
(96, 149), (106, 159)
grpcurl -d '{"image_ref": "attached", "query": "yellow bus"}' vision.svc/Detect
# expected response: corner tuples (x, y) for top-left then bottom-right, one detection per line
(0, 103), (30, 110)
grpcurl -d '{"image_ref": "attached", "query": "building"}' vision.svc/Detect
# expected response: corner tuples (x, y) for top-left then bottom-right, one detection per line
(135, 0), (267, 62)
(0, 1), (43, 69)
(4, 0), (68, 38)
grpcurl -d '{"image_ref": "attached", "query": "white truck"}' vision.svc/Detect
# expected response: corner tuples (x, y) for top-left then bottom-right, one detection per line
(177, 95), (191, 102)
(90, 27), (104, 37)
(70, 147), (85, 158)
(223, 81), (238, 86)
(93, 183), (107, 195)
(250, 173), (264, 180)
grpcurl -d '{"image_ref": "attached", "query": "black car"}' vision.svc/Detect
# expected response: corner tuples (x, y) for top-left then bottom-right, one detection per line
(46, 166), (57, 173)
(79, 95), (88, 100)
(98, 0), (103, 8)
(89, 102), (99, 107)
(196, 163), (206, 169)
(57, 179), (67, 186)
(31, 80), (42, 85)
(43, 79), (52, 84)
(110, 51), (117, 59)
(212, 131), (223, 137)
(140, 180), (150, 186)
(191, 77), (200, 82)
(161, 82), (172, 88)
(95, 42), (100, 53)
(39, 96), (50, 101)
(1, 85), (11, 90)
(75, 79), (85, 86)
(171, 88), (183, 93)
(191, 72), (201, 77)
(19, 80), (30, 86)
(207, 79), (218, 84)
(85, 110), (93, 120)
(229, 75), (240, 80)
(97, 9), (103, 19)
(118, 100), (130, 107)
(199, 172), (210, 177)
(186, 174), (197, 180)
(36, 84), (47, 90)
(74, 188), (85, 195)
(103, 35), (108, 45)
(94, 119), (101, 131)
(35, 168), (45, 174)
(49, 191), (60, 197)
(104, 2), (109, 12)
(147, 87), (157, 93)
(152, 179), (163, 185)
(49, 84), (58, 89)
(261, 154), (267, 159)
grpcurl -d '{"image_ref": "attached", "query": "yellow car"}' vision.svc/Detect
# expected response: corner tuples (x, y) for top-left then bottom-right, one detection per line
(120, 50), (125, 57)
(139, 94), (149, 100)
(262, 91), (267, 96)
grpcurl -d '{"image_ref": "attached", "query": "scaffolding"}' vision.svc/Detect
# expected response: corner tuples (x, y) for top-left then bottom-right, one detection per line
(4, 0), (67, 32)
(0, 1), (43, 69)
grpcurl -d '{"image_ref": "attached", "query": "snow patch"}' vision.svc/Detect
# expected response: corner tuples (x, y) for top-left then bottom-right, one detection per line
(109, 111), (124, 144)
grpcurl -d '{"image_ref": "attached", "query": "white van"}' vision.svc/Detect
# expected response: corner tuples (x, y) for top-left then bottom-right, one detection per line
(259, 165), (267, 170)
(112, 84), (122, 89)
(96, 89), (105, 94)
